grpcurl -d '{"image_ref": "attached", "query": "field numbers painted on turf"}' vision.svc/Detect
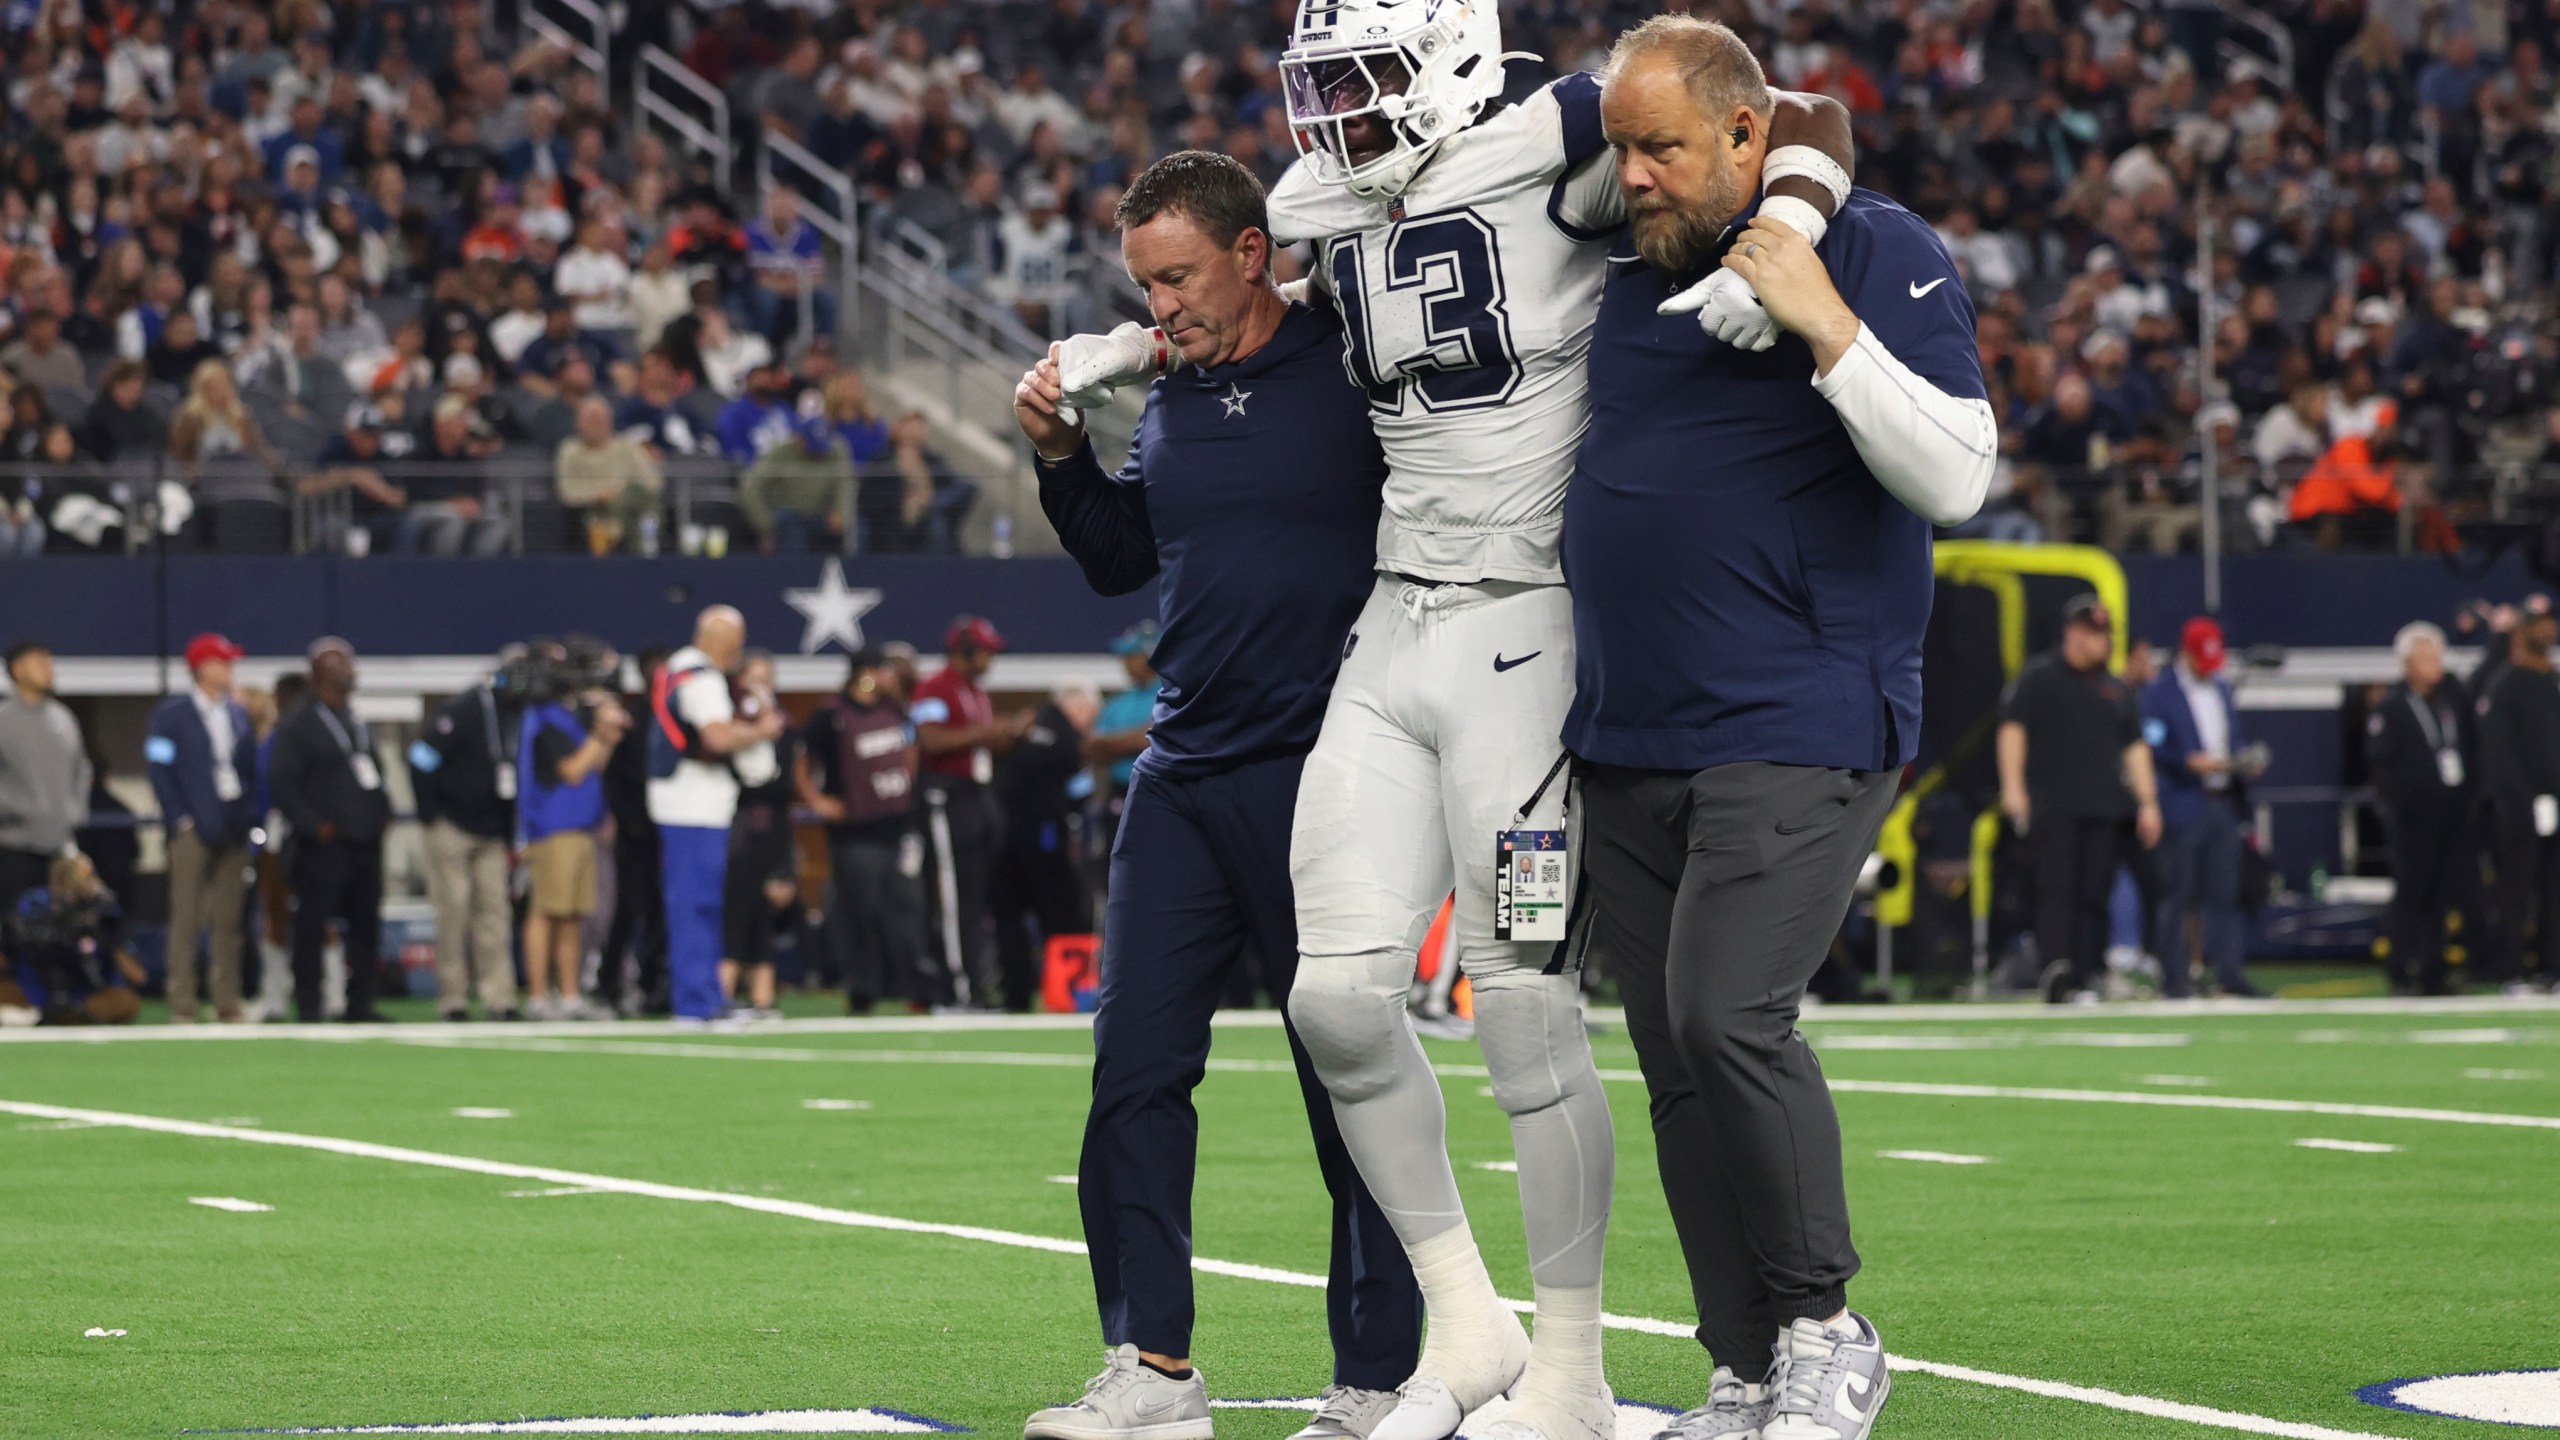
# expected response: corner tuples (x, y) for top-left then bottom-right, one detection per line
(188, 1196), (274, 1212)
(2293, 1138), (2403, 1154)
(802, 1099), (873, 1111)
(452, 1107), (514, 1120)
(1878, 1150), (1991, 1166)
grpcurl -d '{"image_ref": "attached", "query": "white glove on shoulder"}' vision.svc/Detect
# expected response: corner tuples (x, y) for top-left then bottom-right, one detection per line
(1057, 322), (1178, 409)
(1658, 267), (1778, 352)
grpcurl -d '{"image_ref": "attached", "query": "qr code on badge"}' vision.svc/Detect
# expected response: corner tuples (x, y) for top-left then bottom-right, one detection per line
(1533, 856), (1565, 886)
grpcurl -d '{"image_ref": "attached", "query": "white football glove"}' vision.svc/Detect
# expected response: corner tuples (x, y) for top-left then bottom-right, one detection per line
(1657, 267), (1779, 352)
(1056, 322), (1177, 410)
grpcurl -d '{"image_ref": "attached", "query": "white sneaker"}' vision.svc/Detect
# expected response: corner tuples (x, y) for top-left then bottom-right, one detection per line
(1369, 1301), (1531, 1440)
(1650, 1368), (1771, 1440)
(524, 995), (561, 1022)
(1023, 1345), (1212, 1440)
(1761, 1316), (1889, 1440)
(2503, 980), (2546, 999)
(1287, 1384), (1399, 1440)
(1467, 1382), (1615, 1440)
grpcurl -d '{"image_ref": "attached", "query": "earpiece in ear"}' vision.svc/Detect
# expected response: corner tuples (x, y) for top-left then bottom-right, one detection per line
(1729, 126), (1749, 148)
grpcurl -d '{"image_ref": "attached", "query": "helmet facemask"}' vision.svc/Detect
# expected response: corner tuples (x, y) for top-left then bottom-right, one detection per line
(1282, 0), (1499, 200)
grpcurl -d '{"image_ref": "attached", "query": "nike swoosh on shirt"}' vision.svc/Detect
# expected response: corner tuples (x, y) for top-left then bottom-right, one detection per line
(1493, 652), (1542, 673)
(1909, 278), (1949, 298)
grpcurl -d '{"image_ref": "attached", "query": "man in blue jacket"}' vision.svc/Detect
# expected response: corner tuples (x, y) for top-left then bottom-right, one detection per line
(146, 633), (256, 1023)
(1011, 150), (1419, 1440)
(2141, 617), (2269, 998)
(1563, 19), (1996, 1439)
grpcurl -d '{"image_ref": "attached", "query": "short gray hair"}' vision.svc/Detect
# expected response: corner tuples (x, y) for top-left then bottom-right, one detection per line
(2394, 621), (2446, 660)
(1603, 14), (1773, 123)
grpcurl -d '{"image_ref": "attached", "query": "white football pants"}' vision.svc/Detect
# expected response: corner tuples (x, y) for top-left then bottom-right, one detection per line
(1288, 576), (1614, 1291)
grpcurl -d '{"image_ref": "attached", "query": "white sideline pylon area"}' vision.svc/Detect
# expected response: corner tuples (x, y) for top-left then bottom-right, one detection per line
(3, 1098), (2413, 1440)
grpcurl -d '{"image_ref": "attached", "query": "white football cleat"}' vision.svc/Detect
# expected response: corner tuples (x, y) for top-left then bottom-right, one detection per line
(1370, 1308), (1530, 1440)
(1465, 1382), (1616, 1440)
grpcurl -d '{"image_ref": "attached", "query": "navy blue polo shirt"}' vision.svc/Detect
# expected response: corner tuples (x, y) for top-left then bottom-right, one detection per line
(1038, 301), (1386, 777)
(1562, 188), (1984, 774)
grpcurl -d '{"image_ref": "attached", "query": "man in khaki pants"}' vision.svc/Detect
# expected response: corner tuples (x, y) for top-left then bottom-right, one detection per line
(146, 634), (257, 1023)
(412, 664), (525, 1021)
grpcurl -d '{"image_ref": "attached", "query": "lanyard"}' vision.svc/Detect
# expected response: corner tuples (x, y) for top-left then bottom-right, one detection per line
(2407, 690), (2449, 754)
(314, 703), (367, 758)
(1507, 751), (1572, 831)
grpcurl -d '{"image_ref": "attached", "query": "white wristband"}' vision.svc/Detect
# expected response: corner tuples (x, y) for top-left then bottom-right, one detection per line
(1764, 144), (1851, 209)
(1758, 193), (1830, 250)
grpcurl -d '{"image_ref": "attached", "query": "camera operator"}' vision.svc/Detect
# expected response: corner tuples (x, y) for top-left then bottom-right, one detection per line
(2, 851), (145, 1024)
(410, 648), (527, 1022)
(519, 638), (631, 1022)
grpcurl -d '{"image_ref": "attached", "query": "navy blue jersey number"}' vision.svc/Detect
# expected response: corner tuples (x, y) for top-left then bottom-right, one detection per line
(1329, 210), (1524, 416)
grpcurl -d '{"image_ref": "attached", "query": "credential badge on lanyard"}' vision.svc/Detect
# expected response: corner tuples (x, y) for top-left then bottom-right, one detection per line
(1494, 751), (1571, 943)
(319, 706), (383, 792)
(2409, 692), (2464, 790)
(482, 687), (517, 800)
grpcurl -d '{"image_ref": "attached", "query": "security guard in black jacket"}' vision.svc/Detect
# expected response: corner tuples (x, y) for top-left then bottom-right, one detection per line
(2366, 622), (2476, 995)
(2480, 600), (2560, 991)
(266, 638), (393, 1023)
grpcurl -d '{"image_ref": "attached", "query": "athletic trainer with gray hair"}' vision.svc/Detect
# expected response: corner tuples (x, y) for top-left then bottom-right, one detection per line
(1562, 17), (1993, 1440)
(1011, 149), (1418, 1440)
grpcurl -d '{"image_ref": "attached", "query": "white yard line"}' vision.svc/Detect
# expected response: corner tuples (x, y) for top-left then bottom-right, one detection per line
(2, 1098), (2412, 1440)
(1818, 1078), (2560, 1132)
(451, 1108), (514, 1120)
(186, 1195), (274, 1212)
(2293, 1139), (2404, 1154)
(376, 1037), (2560, 1135)
(1877, 1150), (1991, 1165)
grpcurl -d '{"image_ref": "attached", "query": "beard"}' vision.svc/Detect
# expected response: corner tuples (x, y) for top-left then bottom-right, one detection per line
(1629, 166), (1747, 275)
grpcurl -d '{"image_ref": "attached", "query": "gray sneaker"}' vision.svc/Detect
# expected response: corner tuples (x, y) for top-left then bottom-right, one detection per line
(1761, 1316), (1889, 1440)
(1651, 1367), (1771, 1440)
(1288, 1384), (1398, 1440)
(1024, 1345), (1213, 1440)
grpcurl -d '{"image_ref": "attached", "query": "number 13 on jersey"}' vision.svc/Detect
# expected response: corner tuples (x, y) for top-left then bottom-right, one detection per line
(1328, 207), (1526, 416)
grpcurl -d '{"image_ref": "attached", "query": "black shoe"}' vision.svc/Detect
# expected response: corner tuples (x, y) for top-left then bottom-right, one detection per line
(341, 1009), (394, 1024)
(439, 1009), (469, 1023)
(496, 1008), (525, 1021)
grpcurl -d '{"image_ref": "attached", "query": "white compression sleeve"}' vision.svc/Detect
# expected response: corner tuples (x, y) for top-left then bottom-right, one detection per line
(1810, 322), (1997, 527)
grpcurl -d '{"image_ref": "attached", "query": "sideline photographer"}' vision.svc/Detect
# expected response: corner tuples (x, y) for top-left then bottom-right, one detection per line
(518, 635), (631, 1022)
(2, 851), (145, 1025)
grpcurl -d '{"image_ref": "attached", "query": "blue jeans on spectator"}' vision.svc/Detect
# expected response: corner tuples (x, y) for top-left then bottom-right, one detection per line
(660, 823), (730, 1020)
(2155, 802), (2249, 997)
(741, 284), (839, 347)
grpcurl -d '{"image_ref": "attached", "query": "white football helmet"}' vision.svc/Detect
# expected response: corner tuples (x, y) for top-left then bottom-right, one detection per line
(1280, 0), (1504, 199)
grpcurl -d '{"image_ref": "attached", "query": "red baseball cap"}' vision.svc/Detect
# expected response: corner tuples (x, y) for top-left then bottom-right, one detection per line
(2181, 616), (2226, 676)
(946, 614), (1006, 655)
(185, 632), (245, 671)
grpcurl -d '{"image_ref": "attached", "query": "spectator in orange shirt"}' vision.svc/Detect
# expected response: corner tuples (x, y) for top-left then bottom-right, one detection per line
(2289, 401), (2403, 550)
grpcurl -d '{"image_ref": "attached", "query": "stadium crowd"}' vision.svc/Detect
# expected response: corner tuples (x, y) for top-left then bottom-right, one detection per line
(0, 0), (2542, 557)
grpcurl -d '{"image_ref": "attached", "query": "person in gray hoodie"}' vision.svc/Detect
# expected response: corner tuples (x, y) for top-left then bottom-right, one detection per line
(0, 642), (93, 909)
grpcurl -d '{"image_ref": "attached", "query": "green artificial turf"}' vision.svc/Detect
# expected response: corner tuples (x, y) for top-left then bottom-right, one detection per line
(3, 1005), (2555, 1439)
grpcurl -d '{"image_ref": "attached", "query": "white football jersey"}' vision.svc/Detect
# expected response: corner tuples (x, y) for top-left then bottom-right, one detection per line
(1270, 74), (1622, 585)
